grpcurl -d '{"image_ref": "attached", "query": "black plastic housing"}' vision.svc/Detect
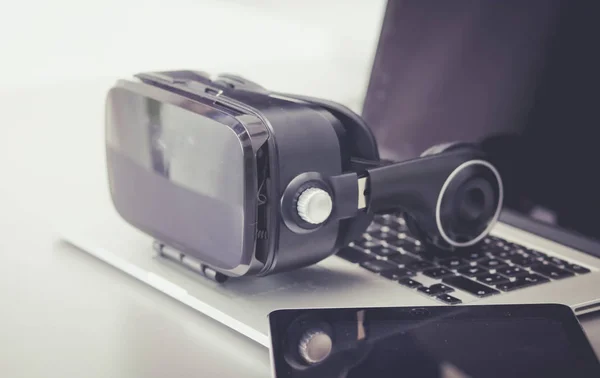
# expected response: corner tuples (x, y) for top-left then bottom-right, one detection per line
(107, 71), (378, 278)
(367, 148), (502, 249)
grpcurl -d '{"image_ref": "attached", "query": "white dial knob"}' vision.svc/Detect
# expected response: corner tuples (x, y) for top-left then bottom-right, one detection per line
(296, 187), (333, 225)
(298, 329), (333, 365)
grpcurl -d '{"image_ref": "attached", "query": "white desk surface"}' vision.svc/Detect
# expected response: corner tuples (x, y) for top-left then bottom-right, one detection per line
(1, 80), (600, 377)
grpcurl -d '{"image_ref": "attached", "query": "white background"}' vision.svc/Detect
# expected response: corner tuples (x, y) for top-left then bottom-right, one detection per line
(0, 4), (386, 376)
(0, 0), (386, 221)
(0, 0), (386, 110)
(0, 4), (387, 376)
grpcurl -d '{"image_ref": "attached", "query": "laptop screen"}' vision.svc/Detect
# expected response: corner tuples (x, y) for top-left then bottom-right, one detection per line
(362, 0), (600, 242)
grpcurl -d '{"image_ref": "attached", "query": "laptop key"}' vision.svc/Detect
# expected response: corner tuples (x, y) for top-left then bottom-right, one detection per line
(407, 260), (436, 271)
(354, 239), (381, 249)
(509, 243), (530, 254)
(494, 239), (507, 248)
(508, 255), (539, 267)
(366, 223), (381, 232)
(438, 258), (470, 269)
(398, 278), (423, 289)
(436, 294), (462, 305)
(416, 251), (440, 262)
(496, 266), (529, 278)
(423, 267), (455, 279)
(496, 274), (549, 292)
(487, 248), (518, 260)
(483, 236), (497, 245)
(463, 250), (488, 261)
(478, 273), (511, 285)
(508, 241), (525, 249)
(389, 241), (421, 254)
(370, 231), (400, 243)
(337, 247), (375, 264)
(522, 273), (550, 284)
(478, 258), (507, 270)
(565, 263), (591, 274)
(360, 259), (398, 273)
(376, 216), (408, 229)
(418, 284), (454, 296)
(388, 254), (419, 266)
(545, 256), (569, 267)
(430, 283), (454, 294)
(482, 237), (492, 245)
(457, 266), (488, 277)
(496, 279), (527, 292)
(369, 246), (399, 257)
(374, 215), (395, 226)
(389, 222), (409, 233)
(525, 248), (548, 259)
(380, 268), (416, 280)
(382, 234), (407, 244)
(531, 263), (575, 279)
(442, 276), (500, 297)
(413, 246), (447, 261)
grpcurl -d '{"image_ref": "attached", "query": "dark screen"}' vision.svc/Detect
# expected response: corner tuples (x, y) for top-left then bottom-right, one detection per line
(345, 318), (573, 378)
(106, 87), (246, 269)
(362, 0), (600, 242)
(270, 306), (600, 378)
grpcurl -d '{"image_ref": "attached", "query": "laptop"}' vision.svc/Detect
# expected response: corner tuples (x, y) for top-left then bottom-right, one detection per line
(58, 0), (600, 348)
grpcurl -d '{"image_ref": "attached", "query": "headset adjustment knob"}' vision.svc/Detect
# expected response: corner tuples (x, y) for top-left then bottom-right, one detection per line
(296, 188), (333, 225)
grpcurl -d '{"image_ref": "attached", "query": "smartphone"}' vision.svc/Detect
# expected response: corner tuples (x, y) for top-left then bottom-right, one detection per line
(269, 304), (599, 378)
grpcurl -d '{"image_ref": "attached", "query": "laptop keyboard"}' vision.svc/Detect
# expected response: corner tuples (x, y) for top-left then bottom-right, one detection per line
(337, 214), (591, 305)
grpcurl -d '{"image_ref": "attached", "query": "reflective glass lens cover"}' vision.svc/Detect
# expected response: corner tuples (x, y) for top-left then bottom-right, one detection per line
(106, 84), (254, 271)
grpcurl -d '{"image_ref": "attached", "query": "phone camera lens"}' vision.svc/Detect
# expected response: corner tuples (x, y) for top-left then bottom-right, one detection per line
(298, 328), (333, 365)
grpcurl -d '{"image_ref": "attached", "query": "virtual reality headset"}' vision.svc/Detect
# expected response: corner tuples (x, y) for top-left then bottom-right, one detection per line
(105, 70), (503, 281)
